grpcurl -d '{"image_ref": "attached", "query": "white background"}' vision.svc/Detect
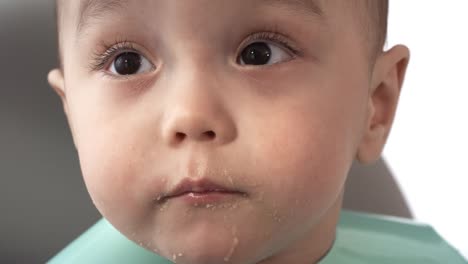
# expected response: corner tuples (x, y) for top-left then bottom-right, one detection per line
(385, 0), (468, 258)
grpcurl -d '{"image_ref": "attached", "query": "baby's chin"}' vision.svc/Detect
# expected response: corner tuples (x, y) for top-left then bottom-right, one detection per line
(147, 222), (259, 264)
(110, 196), (290, 263)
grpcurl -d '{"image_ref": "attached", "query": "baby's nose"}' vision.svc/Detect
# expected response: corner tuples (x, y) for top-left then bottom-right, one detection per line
(164, 111), (218, 144)
(160, 84), (237, 147)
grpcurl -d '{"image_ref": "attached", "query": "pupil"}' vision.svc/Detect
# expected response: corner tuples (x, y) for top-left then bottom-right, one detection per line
(241, 43), (271, 65)
(114, 52), (142, 75)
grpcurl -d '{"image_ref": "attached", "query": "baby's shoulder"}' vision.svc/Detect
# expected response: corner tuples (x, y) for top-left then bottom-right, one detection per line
(47, 219), (171, 264)
(321, 211), (467, 264)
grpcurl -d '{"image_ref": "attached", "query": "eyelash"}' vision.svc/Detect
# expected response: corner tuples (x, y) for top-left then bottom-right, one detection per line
(89, 31), (301, 73)
(89, 39), (138, 72)
(241, 31), (301, 58)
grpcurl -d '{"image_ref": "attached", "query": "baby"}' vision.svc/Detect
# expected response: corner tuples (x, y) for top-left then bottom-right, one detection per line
(48, 0), (410, 263)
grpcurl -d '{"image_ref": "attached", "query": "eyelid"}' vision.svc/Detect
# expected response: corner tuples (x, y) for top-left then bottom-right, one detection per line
(89, 40), (155, 74)
(238, 31), (302, 59)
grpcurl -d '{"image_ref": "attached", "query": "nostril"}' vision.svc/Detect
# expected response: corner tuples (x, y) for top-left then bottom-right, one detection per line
(173, 131), (215, 143)
(175, 132), (186, 142)
(202, 131), (216, 140)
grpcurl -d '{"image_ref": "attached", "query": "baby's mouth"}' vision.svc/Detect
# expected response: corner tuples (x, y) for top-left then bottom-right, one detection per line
(161, 178), (246, 205)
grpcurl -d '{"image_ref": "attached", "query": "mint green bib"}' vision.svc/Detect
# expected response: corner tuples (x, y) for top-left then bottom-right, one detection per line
(48, 211), (467, 264)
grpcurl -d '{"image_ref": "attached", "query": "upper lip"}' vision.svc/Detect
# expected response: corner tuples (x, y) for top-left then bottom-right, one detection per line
(164, 178), (243, 199)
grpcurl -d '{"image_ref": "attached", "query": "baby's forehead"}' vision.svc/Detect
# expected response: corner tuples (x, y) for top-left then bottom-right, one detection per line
(73, 0), (326, 28)
(58, 0), (385, 61)
(59, 0), (375, 36)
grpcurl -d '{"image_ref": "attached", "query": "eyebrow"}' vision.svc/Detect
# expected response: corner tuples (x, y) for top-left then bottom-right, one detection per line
(76, 0), (127, 36)
(76, 0), (324, 36)
(261, 0), (324, 18)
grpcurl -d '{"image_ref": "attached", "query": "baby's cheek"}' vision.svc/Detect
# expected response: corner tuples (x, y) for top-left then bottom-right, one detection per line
(273, 143), (344, 213)
(257, 118), (350, 220)
(77, 126), (148, 225)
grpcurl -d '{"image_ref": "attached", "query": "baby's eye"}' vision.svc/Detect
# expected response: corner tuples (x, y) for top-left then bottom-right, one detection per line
(239, 42), (292, 66)
(108, 52), (152, 76)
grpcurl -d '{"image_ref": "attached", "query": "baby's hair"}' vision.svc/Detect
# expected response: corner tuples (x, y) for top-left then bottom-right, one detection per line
(363, 0), (389, 59)
(55, 0), (389, 68)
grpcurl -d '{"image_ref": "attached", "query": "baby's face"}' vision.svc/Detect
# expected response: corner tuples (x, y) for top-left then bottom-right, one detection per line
(50, 0), (408, 263)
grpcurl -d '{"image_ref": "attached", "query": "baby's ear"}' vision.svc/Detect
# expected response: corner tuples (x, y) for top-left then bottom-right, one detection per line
(48, 69), (78, 148)
(48, 68), (68, 115)
(356, 45), (410, 164)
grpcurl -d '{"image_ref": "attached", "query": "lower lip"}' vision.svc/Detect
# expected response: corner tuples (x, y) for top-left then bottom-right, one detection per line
(170, 191), (244, 205)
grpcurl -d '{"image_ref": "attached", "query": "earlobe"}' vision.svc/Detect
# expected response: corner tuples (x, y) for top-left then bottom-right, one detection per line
(356, 45), (410, 164)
